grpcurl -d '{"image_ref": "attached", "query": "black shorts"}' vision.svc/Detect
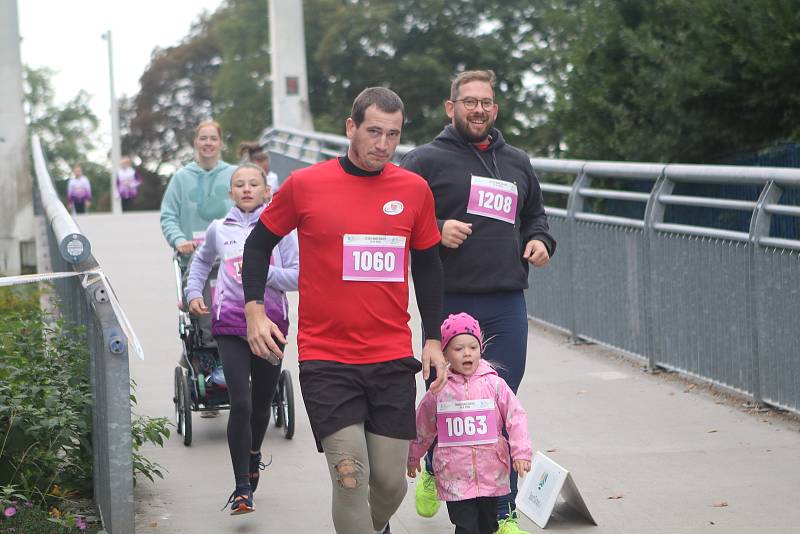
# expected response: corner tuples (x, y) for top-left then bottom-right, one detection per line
(299, 356), (422, 452)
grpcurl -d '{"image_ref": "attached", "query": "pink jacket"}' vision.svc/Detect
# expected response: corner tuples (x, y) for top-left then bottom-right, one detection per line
(408, 360), (532, 501)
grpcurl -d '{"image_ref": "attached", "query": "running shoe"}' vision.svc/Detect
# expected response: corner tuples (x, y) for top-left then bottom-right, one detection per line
(494, 515), (530, 534)
(222, 484), (254, 515)
(249, 452), (272, 493)
(414, 469), (440, 517)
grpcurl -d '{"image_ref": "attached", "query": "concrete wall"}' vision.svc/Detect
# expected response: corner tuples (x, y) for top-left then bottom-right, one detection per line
(0, 0), (33, 274)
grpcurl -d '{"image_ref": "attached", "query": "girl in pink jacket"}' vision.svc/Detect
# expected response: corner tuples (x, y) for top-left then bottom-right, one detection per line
(408, 313), (532, 534)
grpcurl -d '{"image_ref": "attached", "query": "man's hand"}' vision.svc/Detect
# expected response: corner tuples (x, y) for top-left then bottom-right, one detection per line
(422, 339), (448, 393)
(188, 298), (209, 315)
(441, 219), (472, 248)
(407, 463), (420, 478)
(245, 300), (286, 359)
(513, 459), (531, 477)
(523, 239), (550, 267)
(176, 241), (197, 255)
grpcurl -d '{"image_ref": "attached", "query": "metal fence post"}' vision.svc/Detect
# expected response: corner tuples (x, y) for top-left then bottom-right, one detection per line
(565, 165), (588, 342)
(747, 181), (781, 405)
(643, 167), (670, 371)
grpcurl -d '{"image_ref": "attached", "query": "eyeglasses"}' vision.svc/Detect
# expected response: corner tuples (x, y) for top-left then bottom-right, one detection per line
(452, 98), (496, 111)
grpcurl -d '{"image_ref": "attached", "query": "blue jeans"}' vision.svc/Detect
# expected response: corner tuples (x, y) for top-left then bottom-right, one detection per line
(425, 290), (529, 518)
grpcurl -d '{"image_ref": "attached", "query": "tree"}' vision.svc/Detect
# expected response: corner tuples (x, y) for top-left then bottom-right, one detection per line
(121, 14), (222, 176)
(303, 0), (554, 151)
(24, 66), (99, 179)
(23, 66), (110, 209)
(538, 0), (800, 163)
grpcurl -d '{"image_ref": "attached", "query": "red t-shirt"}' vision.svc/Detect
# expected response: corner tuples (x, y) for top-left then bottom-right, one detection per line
(260, 158), (441, 364)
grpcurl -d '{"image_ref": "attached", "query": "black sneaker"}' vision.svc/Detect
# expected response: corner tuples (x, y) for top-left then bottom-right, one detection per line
(222, 484), (254, 515)
(248, 451), (272, 493)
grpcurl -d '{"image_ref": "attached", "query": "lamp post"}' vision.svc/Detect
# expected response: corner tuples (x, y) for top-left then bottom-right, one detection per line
(102, 30), (122, 214)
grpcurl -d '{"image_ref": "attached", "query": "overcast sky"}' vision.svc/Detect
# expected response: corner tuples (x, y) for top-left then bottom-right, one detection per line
(18, 0), (227, 159)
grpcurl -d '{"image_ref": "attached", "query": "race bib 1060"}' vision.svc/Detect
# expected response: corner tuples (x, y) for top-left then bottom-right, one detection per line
(467, 175), (518, 224)
(436, 398), (498, 447)
(342, 234), (406, 282)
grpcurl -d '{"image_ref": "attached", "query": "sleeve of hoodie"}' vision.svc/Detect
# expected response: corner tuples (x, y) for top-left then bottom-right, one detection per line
(185, 221), (219, 303)
(400, 149), (446, 234)
(519, 159), (557, 257)
(408, 391), (438, 468)
(496, 377), (533, 462)
(160, 170), (188, 248)
(267, 229), (299, 292)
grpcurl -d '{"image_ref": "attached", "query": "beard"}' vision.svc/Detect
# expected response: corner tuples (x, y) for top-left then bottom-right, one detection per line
(453, 111), (495, 144)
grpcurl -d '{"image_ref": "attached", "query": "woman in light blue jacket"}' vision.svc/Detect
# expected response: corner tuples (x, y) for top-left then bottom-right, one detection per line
(186, 163), (299, 515)
(160, 120), (235, 258)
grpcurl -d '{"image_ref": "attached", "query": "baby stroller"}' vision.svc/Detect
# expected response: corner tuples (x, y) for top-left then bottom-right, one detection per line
(172, 252), (295, 446)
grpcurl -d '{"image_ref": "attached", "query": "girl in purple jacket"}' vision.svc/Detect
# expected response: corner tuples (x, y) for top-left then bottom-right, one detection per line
(408, 313), (532, 534)
(185, 163), (299, 515)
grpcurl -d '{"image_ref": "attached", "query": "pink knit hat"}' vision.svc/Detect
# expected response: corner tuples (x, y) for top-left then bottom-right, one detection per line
(440, 312), (483, 350)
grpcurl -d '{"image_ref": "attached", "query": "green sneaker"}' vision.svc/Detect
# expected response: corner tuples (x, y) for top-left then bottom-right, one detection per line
(414, 469), (440, 517)
(494, 515), (530, 534)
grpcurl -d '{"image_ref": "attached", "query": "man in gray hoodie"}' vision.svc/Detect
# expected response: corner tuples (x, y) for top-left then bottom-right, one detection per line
(401, 69), (555, 534)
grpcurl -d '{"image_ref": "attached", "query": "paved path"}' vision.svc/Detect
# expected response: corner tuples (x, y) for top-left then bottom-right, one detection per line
(78, 211), (800, 534)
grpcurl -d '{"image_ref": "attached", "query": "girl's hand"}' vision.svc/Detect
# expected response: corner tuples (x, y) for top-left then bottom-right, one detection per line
(407, 464), (420, 478)
(513, 459), (531, 477)
(188, 298), (209, 315)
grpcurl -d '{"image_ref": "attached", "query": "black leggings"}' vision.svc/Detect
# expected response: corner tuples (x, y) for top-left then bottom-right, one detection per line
(216, 335), (283, 487)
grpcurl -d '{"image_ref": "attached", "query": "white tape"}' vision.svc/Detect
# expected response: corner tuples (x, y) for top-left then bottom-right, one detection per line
(0, 269), (145, 360)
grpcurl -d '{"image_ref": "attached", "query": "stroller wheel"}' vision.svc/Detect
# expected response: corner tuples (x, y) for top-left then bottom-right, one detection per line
(174, 366), (183, 434)
(197, 373), (206, 400)
(182, 372), (193, 446)
(279, 369), (295, 440)
(272, 387), (284, 429)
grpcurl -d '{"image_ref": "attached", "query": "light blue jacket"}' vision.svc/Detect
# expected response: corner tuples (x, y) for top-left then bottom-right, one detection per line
(159, 161), (235, 249)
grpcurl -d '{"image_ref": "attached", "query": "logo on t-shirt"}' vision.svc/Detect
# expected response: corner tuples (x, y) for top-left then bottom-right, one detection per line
(382, 200), (404, 216)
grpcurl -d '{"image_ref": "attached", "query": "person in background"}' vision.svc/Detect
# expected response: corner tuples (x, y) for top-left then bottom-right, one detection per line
(238, 141), (280, 192)
(160, 119), (235, 260)
(401, 69), (555, 534)
(160, 119), (235, 419)
(67, 164), (92, 214)
(186, 163), (299, 515)
(242, 87), (447, 534)
(409, 313), (532, 534)
(116, 156), (141, 211)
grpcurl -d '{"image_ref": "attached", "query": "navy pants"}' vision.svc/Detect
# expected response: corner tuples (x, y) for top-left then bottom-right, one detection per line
(426, 290), (529, 518)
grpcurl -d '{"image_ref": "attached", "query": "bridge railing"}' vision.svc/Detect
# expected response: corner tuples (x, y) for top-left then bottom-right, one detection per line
(260, 127), (800, 415)
(31, 135), (134, 533)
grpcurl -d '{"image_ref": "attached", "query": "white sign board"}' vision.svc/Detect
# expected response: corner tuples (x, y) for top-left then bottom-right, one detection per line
(515, 451), (596, 529)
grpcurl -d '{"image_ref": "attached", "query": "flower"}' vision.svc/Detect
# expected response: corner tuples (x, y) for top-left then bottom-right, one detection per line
(2, 507), (15, 518)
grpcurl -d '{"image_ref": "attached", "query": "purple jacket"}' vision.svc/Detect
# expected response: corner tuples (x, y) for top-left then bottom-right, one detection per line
(116, 167), (141, 199)
(185, 204), (299, 336)
(67, 176), (92, 202)
(408, 360), (532, 501)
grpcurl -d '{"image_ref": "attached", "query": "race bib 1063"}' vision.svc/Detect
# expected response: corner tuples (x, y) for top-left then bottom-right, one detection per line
(467, 175), (518, 224)
(436, 398), (498, 447)
(342, 234), (406, 282)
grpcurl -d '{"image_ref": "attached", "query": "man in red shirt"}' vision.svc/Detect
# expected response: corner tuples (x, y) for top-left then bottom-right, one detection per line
(242, 87), (447, 534)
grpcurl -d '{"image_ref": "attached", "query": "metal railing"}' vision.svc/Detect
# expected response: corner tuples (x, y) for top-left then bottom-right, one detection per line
(31, 135), (134, 533)
(260, 127), (800, 415)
